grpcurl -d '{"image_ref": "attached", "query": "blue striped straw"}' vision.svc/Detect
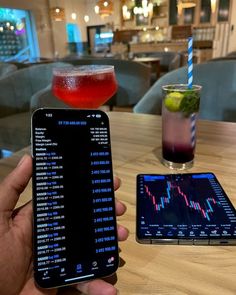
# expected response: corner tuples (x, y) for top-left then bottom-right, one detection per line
(190, 113), (196, 148)
(188, 37), (193, 89)
(188, 37), (196, 148)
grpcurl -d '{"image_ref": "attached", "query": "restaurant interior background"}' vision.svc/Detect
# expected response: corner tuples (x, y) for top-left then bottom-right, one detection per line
(0, 0), (236, 158)
(1, 3), (236, 294)
(0, 0), (236, 62)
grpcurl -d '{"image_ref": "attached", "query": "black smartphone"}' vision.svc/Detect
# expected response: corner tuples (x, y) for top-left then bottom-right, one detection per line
(136, 173), (236, 245)
(31, 108), (119, 288)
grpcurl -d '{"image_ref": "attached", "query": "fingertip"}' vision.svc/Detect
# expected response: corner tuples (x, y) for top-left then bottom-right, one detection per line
(75, 279), (118, 295)
(115, 199), (127, 216)
(17, 154), (32, 167)
(117, 225), (129, 241)
(113, 176), (121, 191)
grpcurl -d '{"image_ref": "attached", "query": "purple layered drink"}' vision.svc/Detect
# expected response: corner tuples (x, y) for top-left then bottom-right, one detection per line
(162, 84), (201, 170)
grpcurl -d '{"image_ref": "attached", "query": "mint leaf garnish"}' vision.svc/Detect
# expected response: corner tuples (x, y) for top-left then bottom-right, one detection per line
(179, 90), (200, 117)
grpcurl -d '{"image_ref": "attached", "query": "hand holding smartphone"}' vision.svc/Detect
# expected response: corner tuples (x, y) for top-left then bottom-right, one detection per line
(31, 109), (119, 288)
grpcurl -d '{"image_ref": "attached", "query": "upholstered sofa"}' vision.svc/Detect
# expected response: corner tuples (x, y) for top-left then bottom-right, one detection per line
(0, 62), (17, 78)
(0, 62), (69, 152)
(30, 58), (151, 113)
(0, 58), (151, 154)
(133, 60), (236, 122)
(59, 58), (151, 107)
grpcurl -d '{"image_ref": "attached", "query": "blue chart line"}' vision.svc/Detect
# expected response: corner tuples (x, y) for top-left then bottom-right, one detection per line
(144, 181), (221, 222)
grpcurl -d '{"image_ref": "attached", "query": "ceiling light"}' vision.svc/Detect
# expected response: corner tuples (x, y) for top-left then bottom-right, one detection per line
(178, 0), (196, 8)
(71, 12), (77, 20)
(50, 7), (65, 21)
(94, 5), (100, 14)
(122, 5), (132, 20)
(95, 0), (113, 17)
(133, 0), (153, 18)
(211, 0), (217, 13)
(84, 15), (89, 22)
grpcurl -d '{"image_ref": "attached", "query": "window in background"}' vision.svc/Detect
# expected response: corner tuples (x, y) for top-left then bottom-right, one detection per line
(0, 8), (39, 62)
(87, 25), (104, 55)
(169, 0), (178, 25)
(134, 0), (150, 26)
(200, 0), (211, 23)
(184, 7), (195, 24)
(94, 30), (113, 54)
(66, 23), (83, 55)
(135, 14), (149, 26)
(218, 0), (230, 22)
(87, 25), (113, 55)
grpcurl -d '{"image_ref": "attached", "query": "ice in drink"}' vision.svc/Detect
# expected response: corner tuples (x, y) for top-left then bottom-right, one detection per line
(162, 85), (201, 170)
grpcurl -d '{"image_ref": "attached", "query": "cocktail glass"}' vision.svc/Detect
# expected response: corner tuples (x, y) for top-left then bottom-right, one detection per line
(52, 65), (118, 109)
(162, 84), (201, 170)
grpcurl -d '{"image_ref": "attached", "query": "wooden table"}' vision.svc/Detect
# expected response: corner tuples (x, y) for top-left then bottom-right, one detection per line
(1, 112), (236, 295)
(133, 57), (161, 80)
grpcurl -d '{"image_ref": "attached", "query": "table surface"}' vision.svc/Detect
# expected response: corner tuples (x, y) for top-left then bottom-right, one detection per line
(1, 112), (236, 295)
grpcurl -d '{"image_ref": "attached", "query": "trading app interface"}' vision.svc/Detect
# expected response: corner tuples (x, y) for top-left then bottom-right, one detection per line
(32, 109), (118, 288)
(137, 173), (236, 241)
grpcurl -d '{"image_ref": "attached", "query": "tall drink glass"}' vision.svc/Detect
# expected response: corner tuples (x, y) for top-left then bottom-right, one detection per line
(52, 65), (117, 109)
(162, 84), (201, 170)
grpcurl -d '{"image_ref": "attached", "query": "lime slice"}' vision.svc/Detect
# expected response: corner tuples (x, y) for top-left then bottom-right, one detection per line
(164, 92), (184, 112)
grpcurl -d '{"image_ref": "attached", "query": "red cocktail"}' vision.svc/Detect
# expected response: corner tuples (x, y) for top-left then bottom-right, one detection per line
(52, 65), (118, 109)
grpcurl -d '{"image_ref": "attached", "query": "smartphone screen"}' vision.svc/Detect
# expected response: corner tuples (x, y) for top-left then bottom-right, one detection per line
(137, 173), (236, 245)
(31, 108), (119, 288)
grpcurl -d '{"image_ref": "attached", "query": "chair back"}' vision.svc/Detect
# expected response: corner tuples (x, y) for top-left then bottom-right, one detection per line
(134, 60), (236, 122)
(0, 62), (17, 78)
(63, 58), (151, 106)
(31, 58), (151, 110)
(0, 62), (69, 117)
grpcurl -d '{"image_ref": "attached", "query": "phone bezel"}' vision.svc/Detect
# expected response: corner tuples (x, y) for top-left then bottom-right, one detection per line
(31, 108), (119, 288)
